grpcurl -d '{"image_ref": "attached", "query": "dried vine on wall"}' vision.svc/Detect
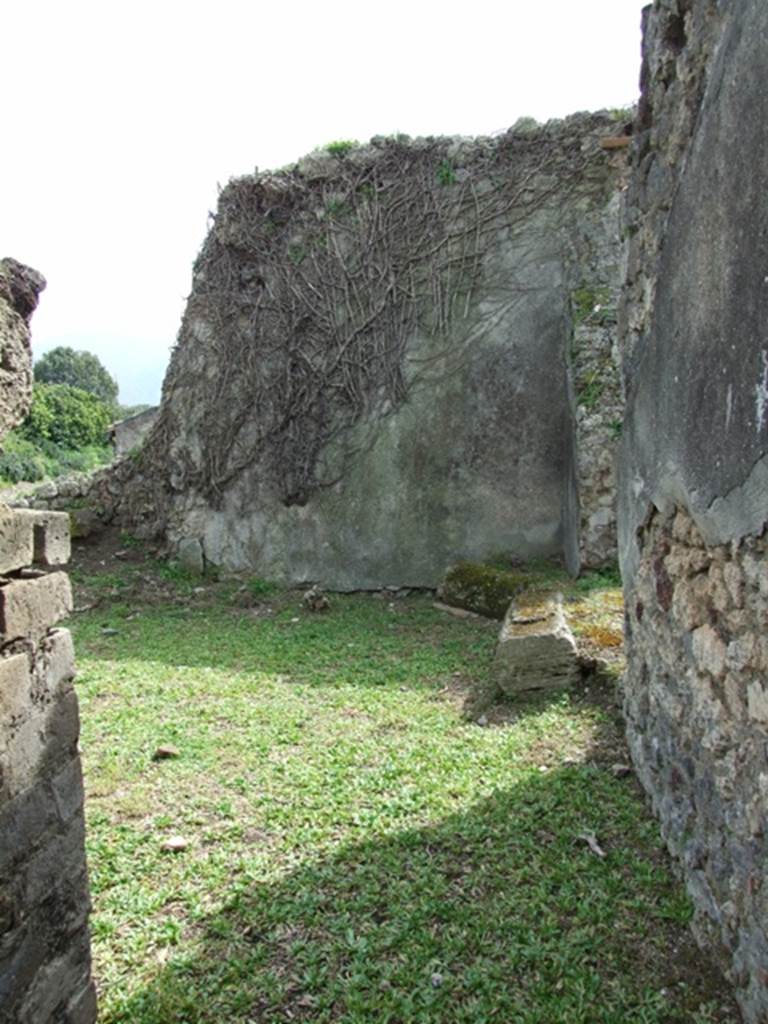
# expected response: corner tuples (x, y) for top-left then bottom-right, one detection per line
(152, 116), (614, 508)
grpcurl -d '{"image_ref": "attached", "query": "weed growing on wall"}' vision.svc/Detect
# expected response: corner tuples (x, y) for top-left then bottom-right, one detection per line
(436, 158), (457, 185)
(323, 139), (359, 157)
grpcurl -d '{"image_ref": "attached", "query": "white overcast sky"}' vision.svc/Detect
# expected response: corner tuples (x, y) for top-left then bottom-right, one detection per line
(2, 0), (644, 405)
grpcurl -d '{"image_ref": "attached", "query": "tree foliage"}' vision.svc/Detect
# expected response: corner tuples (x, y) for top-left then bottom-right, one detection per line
(20, 383), (112, 449)
(34, 346), (119, 407)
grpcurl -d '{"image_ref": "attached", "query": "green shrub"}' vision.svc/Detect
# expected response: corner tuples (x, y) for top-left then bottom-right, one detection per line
(576, 369), (606, 410)
(21, 383), (111, 449)
(0, 429), (112, 484)
(0, 433), (47, 483)
(153, 559), (201, 589)
(50, 444), (112, 474)
(324, 140), (358, 158)
(571, 284), (612, 324)
(247, 576), (278, 598)
(573, 564), (622, 592)
(436, 159), (456, 186)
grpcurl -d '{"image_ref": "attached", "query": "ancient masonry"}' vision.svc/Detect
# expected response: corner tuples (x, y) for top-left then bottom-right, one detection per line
(618, 1), (768, 1020)
(8, 2), (768, 1018)
(98, 112), (627, 587)
(0, 262), (96, 1023)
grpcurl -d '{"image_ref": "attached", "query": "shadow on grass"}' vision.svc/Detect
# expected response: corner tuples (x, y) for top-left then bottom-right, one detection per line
(100, 741), (736, 1024)
(69, 554), (735, 1020)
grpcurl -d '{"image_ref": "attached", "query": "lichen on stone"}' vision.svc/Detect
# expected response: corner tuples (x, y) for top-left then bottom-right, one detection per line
(437, 561), (559, 620)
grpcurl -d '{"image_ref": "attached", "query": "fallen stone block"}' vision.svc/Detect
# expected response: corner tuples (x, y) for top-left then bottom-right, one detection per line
(0, 507), (33, 576)
(437, 562), (533, 620)
(494, 592), (579, 694)
(0, 572), (72, 644)
(13, 509), (71, 566)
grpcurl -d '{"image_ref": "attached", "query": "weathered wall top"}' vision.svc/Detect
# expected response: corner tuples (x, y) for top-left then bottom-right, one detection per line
(123, 113), (625, 586)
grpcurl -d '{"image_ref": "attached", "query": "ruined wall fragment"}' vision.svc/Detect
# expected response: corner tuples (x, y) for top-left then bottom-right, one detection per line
(119, 116), (624, 587)
(0, 264), (96, 1023)
(619, 2), (768, 1019)
(0, 259), (44, 441)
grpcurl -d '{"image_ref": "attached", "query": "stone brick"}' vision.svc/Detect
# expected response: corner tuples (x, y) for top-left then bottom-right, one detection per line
(12, 509), (71, 567)
(31, 628), (75, 707)
(0, 507), (33, 576)
(50, 757), (85, 825)
(17, 929), (92, 1024)
(666, 546), (710, 578)
(0, 635), (75, 804)
(722, 674), (747, 720)
(691, 624), (727, 678)
(0, 571), (72, 644)
(708, 564), (732, 614)
(622, 510), (768, 1023)
(671, 574), (711, 631)
(751, 636), (768, 672)
(672, 509), (694, 544)
(0, 779), (60, 874)
(0, 891), (14, 936)
(22, 817), (89, 916)
(66, 980), (98, 1024)
(0, 922), (48, 1022)
(0, 263), (93, 1020)
(723, 562), (745, 609)
(494, 593), (579, 694)
(746, 682), (768, 726)
(726, 636), (755, 673)
(0, 652), (32, 728)
(2, 691), (80, 801)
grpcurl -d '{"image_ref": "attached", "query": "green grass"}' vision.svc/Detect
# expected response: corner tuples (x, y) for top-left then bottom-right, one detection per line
(69, 568), (736, 1023)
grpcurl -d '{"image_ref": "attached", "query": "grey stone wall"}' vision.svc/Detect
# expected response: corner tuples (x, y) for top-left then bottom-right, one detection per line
(111, 116), (625, 587)
(0, 268), (96, 1022)
(109, 405), (159, 458)
(619, 1), (768, 1019)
